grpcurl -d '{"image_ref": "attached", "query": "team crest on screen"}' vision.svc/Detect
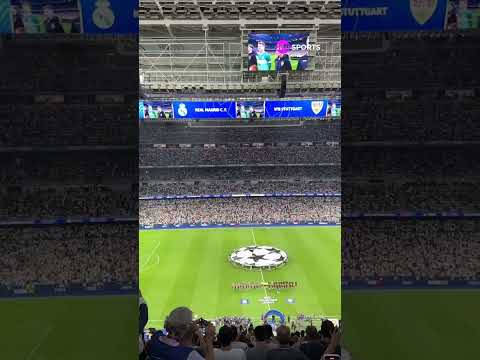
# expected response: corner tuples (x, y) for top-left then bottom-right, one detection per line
(410, 0), (437, 25)
(178, 103), (188, 116)
(311, 101), (323, 115)
(93, 0), (116, 29)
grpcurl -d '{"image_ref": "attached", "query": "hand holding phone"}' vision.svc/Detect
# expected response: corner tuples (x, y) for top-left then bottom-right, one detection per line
(322, 355), (341, 360)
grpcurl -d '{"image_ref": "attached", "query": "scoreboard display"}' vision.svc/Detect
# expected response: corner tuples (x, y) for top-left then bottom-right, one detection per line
(140, 99), (341, 120)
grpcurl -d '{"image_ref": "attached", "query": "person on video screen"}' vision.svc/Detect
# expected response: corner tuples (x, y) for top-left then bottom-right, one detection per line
(275, 40), (292, 72)
(255, 41), (271, 71)
(331, 103), (338, 117)
(275, 54), (292, 71)
(12, 6), (25, 33)
(248, 44), (257, 72)
(21, 1), (41, 33)
(43, 5), (64, 33)
(446, 3), (458, 30)
(144, 105), (153, 119)
(239, 104), (248, 119)
(157, 106), (166, 119)
(249, 106), (257, 120)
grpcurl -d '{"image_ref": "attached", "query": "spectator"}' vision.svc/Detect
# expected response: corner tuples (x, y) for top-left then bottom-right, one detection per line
(319, 320), (341, 356)
(246, 326), (272, 360)
(147, 307), (215, 360)
(230, 325), (249, 352)
(263, 325), (276, 348)
(298, 326), (326, 360)
(214, 326), (247, 360)
(265, 326), (308, 360)
(139, 290), (149, 335)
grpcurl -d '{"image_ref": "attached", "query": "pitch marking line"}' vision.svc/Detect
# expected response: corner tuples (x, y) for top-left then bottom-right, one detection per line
(26, 325), (54, 360)
(140, 238), (162, 271)
(250, 228), (271, 311)
(140, 255), (159, 273)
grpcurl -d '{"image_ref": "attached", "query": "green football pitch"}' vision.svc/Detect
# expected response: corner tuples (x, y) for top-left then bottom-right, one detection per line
(342, 289), (480, 360)
(3, 289), (479, 360)
(3, 289), (478, 360)
(139, 226), (341, 328)
(1, 295), (138, 360)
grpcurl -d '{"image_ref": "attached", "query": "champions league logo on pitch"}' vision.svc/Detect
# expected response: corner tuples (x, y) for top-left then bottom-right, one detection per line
(229, 246), (288, 270)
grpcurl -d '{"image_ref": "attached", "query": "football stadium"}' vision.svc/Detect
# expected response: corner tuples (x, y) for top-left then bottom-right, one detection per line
(3, 1), (480, 360)
(139, 0), (342, 358)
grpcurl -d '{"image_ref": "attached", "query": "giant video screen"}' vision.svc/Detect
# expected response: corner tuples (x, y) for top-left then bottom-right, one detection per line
(236, 101), (264, 119)
(446, 0), (480, 30)
(139, 101), (173, 120)
(247, 33), (310, 72)
(10, 0), (82, 33)
(326, 100), (341, 118)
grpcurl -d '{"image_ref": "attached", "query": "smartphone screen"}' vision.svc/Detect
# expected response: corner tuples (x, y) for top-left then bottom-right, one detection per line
(143, 330), (151, 342)
(323, 355), (341, 360)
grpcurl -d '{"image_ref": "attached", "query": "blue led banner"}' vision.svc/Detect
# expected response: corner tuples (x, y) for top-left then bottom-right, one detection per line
(264, 100), (327, 118)
(342, 0), (448, 32)
(81, 0), (138, 34)
(172, 101), (237, 119)
(140, 99), (338, 120)
(3, 0), (138, 34)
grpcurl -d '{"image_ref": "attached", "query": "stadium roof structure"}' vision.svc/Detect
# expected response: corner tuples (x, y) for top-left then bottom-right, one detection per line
(140, 0), (340, 36)
(139, 0), (340, 94)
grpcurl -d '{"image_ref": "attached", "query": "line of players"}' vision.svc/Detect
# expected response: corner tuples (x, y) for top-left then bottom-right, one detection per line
(232, 281), (297, 290)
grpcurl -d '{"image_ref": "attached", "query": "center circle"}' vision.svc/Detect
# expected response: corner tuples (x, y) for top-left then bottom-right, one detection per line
(229, 245), (288, 270)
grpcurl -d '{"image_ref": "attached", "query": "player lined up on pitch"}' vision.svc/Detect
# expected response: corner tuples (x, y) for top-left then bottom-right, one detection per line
(232, 281), (298, 290)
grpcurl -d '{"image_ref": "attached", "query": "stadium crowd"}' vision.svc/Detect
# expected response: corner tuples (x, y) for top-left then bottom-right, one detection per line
(140, 122), (340, 144)
(140, 197), (340, 226)
(1, 151), (136, 183)
(0, 185), (138, 219)
(0, 224), (137, 291)
(342, 220), (480, 281)
(0, 38), (136, 93)
(343, 97), (480, 142)
(140, 181), (340, 197)
(139, 145), (339, 166)
(140, 306), (343, 360)
(343, 33), (479, 93)
(342, 145), (479, 212)
(213, 316), (253, 331)
(344, 180), (479, 212)
(344, 147), (477, 177)
(0, 104), (137, 146)
(141, 166), (338, 182)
